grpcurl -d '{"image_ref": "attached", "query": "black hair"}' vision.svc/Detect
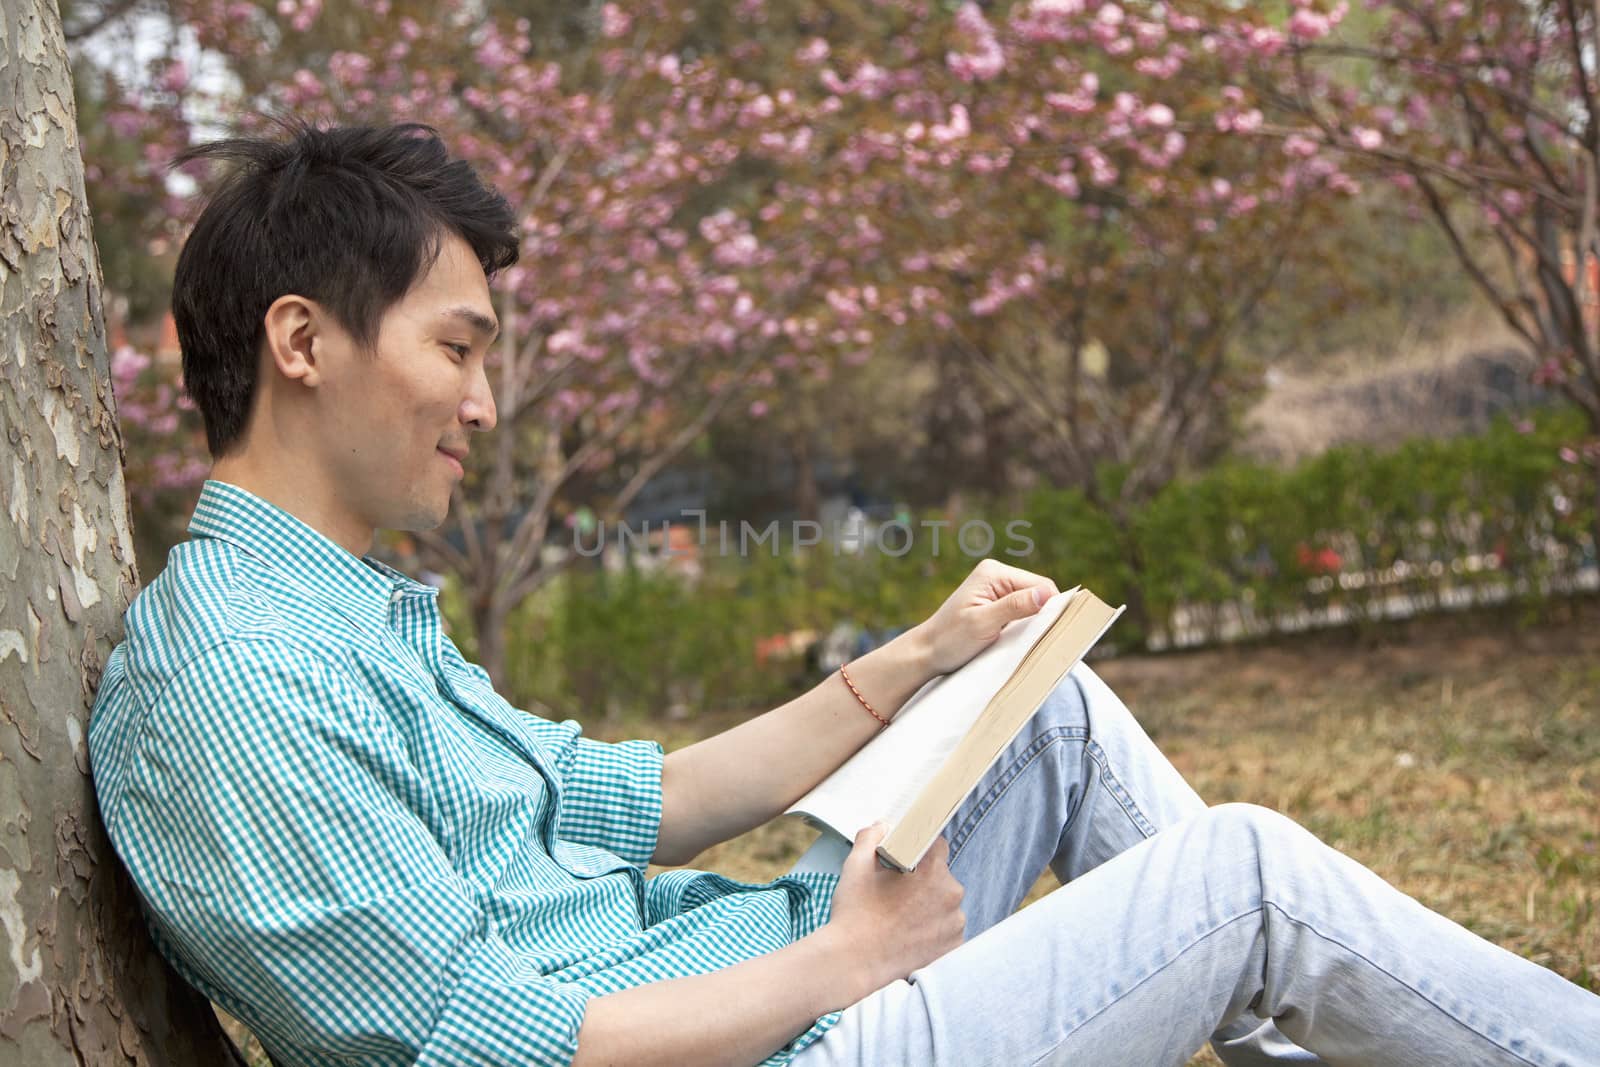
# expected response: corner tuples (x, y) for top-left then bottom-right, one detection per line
(170, 119), (519, 457)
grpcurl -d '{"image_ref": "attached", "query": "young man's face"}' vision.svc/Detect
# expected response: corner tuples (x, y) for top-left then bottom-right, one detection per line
(312, 231), (499, 536)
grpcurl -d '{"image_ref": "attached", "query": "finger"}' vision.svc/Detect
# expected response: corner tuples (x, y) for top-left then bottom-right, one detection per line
(846, 821), (886, 861)
(981, 560), (1059, 601)
(979, 584), (1050, 630)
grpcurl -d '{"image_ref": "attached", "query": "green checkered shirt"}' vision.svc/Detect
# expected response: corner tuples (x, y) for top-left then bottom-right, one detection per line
(89, 480), (842, 1065)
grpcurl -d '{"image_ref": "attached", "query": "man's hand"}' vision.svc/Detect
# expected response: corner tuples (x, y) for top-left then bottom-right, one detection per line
(913, 558), (1060, 676)
(820, 822), (967, 1002)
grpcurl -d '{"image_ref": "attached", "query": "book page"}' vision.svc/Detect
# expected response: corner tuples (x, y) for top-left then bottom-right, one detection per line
(784, 589), (1081, 840)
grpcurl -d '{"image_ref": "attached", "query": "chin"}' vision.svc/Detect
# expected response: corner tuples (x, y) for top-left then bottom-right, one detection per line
(395, 499), (452, 533)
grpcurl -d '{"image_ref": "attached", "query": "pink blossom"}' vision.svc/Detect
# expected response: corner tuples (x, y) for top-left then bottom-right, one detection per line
(548, 328), (583, 355)
(948, 3), (1006, 82)
(1045, 91), (1096, 114)
(159, 61), (190, 93)
(290, 0), (320, 33)
(1284, 133), (1319, 158)
(1039, 167), (1081, 199)
(1139, 103), (1175, 128)
(1327, 172), (1361, 195)
(600, 4), (630, 38)
(797, 38), (830, 65)
(1287, 10), (1331, 39)
(110, 345), (151, 389)
(930, 104), (972, 143)
(1217, 107), (1263, 134)
(329, 51), (373, 85)
(1247, 27), (1285, 56)
(106, 109), (145, 139)
(1351, 126), (1383, 150)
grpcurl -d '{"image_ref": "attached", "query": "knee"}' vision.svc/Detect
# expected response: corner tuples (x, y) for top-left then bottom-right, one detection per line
(1048, 663), (1143, 740)
(1198, 802), (1306, 856)
(1032, 669), (1092, 735)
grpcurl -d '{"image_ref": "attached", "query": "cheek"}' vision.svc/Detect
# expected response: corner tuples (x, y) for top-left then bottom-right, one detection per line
(418, 367), (470, 421)
(411, 388), (459, 430)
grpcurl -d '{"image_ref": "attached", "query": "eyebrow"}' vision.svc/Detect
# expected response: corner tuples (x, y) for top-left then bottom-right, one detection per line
(442, 306), (500, 340)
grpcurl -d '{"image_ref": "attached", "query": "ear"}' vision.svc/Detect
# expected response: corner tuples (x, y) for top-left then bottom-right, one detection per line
(261, 294), (329, 387)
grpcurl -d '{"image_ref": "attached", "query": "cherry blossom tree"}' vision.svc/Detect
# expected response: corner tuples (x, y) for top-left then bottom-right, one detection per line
(80, 0), (1509, 671)
(1254, 0), (1600, 552)
(81, 0), (904, 682)
(709, 0), (1363, 629)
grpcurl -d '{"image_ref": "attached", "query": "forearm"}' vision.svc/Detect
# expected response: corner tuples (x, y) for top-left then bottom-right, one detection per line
(570, 926), (863, 1067)
(652, 625), (936, 866)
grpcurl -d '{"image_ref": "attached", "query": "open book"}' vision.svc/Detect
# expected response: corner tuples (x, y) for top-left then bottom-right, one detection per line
(785, 587), (1124, 871)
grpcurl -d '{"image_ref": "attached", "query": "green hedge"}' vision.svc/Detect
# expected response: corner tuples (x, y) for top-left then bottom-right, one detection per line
(451, 408), (1596, 721)
(1118, 409), (1595, 644)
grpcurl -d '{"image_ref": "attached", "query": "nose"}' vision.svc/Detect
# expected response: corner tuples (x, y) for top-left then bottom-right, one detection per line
(461, 360), (497, 432)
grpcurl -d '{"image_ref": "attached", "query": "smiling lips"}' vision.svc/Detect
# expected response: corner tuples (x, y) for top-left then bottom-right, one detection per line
(437, 446), (467, 476)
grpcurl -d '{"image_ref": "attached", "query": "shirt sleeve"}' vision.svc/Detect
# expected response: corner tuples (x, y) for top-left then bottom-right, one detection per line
(543, 729), (665, 869)
(98, 638), (591, 1067)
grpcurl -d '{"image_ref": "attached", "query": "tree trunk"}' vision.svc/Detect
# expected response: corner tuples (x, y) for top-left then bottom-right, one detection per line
(1110, 514), (1155, 648)
(792, 432), (819, 523)
(1591, 447), (1600, 580)
(473, 590), (509, 694)
(0, 2), (240, 1062)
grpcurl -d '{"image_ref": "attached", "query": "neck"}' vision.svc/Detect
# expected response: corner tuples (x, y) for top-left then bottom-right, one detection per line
(209, 452), (375, 557)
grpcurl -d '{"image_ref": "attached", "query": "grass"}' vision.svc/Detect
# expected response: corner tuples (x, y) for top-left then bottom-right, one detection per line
(225, 598), (1599, 1064)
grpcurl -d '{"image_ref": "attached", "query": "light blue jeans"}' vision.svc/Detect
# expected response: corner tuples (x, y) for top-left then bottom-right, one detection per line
(787, 664), (1600, 1067)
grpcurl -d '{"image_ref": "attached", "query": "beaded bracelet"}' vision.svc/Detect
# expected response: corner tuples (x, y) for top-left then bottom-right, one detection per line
(838, 661), (891, 728)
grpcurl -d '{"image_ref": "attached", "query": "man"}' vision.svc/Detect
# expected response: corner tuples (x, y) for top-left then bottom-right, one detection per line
(89, 122), (1599, 1067)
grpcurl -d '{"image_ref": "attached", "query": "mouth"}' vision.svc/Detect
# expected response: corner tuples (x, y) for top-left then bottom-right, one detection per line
(437, 446), (466, 477)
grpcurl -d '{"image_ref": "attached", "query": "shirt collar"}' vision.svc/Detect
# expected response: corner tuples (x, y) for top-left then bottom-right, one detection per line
(187, 479), (436, 633)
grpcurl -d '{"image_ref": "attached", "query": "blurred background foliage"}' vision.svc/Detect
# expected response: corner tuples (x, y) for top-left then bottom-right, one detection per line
(446, 407), (1593, 721)
(69, 0), (1600, 721)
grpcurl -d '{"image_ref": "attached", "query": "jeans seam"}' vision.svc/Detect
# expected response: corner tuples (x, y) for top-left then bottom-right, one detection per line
(946, 727), (1088, 865)
(1257, 900), (1547, 1067)
(1085, 737), (1160, 840)
(1071, 667), (1160, 840)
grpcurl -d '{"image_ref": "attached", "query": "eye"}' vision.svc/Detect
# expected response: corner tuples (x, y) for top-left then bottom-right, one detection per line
(444, 343), (470, 361)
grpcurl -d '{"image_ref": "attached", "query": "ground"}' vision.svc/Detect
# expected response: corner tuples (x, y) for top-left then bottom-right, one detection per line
(226, 598), (1599, 1064)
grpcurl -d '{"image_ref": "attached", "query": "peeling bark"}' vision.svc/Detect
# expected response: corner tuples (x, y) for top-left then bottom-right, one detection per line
(0, 1), (239, 1062)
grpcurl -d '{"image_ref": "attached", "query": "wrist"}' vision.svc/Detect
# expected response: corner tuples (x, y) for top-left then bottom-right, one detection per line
(806, 922), (879, 1008)
(893, 622), (939, 684)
